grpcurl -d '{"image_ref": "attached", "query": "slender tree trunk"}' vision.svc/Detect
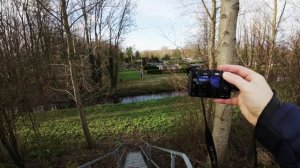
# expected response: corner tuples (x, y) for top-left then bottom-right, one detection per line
(82, 0), (99, 85)
(201, 0), (217, 69)
(209, 0), (217, 69)
(212, 0), (239, 165)
(61, 0), (94, 148)
(265, 0), (277, 80)
(201, 0), (217, 129)
(113, 46), (119, 88)
(265, 0), (286, 80)
(94, 2), (103, 88)
(108, 47), (118, 91)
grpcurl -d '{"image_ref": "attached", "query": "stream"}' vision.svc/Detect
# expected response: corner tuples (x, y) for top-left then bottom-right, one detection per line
(45, 91), (187, 111)
(117, 91), (187, 104)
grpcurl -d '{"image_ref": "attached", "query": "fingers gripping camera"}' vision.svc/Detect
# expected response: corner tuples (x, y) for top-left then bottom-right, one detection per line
(188, 67), (238, 98)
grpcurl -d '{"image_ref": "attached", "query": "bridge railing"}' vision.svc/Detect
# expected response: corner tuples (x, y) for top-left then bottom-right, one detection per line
(78, 144), (126, 168)
(140, 141), (193, 168)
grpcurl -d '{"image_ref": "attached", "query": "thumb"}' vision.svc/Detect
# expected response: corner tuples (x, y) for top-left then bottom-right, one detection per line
(223, 72), (249, 92)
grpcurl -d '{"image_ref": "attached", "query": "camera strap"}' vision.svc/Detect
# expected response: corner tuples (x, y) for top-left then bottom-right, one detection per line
(200, 98), (218, 168)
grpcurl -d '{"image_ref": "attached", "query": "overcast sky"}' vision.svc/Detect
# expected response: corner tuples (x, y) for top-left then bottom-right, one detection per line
(124, 0), (300, 51)
(124, 0), (193, 51)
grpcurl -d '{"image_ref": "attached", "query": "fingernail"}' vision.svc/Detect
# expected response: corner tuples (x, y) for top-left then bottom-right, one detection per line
(223, 72), (230, 79)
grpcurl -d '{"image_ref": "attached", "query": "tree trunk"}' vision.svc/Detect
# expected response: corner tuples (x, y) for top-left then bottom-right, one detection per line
(212, 0), (239, 165)
(0, 110), (25, 168)
(108, 52), (118, 91)
(209, 0), (217, 69)
(265, 0), (287, 80)
(108, 40), (115, 92)
(265, 0), (277, 80)
(82, 0), (99, 85)
(201, 0), (217, 69)
(201, 0), (217, 130)
(94, 2), (103, 89)
(61, 0), (94, 148)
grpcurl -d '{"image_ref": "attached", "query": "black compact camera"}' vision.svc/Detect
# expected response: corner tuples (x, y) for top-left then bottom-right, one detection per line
(188, 67), (237, 98)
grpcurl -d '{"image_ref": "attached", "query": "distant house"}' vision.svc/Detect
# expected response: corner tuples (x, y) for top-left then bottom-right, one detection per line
(146, 63), (166, 70)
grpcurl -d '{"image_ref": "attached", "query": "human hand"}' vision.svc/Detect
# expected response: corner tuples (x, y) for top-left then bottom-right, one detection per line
(214, 65), (273, 126)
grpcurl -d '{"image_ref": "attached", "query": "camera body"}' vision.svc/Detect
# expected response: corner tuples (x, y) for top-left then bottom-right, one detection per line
(188, 67), (237, 98)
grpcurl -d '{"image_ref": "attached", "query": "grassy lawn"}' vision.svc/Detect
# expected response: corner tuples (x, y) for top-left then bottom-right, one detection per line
(10, 95), (260, 168)
(118, 70), (182, 81)
(117, 70), (187, 96)
(16, 96), (198, 166)
(119, 70), (141, 81)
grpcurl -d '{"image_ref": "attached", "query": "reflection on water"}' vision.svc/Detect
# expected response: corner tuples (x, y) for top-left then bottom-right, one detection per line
(46, 91), (187, 110)
(119, 91), (186, 104)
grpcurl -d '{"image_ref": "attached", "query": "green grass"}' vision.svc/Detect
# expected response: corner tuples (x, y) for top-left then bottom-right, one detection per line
(14, 71), (188, 163)
(7, 69), (263, 167)
(14, 95), (261, 168)
(118, 70), (182, 81)
(117, 72), (187, 96)
(119, 70), (141, 81)
(17, 96), (198, 163)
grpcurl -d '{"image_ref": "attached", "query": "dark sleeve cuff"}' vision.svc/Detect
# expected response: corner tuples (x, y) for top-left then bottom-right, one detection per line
(254, 94), (300, 167)
(254, 93), (281, 153)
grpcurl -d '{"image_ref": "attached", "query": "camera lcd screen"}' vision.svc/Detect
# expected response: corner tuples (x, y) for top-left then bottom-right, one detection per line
(197, 75), (221, 88)
(188, 69), (232, 98)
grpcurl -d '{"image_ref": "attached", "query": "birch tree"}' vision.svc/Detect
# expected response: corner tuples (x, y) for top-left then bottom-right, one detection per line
(212, 0), (239, 165)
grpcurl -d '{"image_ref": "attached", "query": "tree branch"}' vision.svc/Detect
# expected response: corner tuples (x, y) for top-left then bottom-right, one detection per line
(275, 0), (287, 33)
(70, 1), (104, 28)
(48, 86), (75, 100)
(201, 0), (212, 20)
(36, 0), (62, 23)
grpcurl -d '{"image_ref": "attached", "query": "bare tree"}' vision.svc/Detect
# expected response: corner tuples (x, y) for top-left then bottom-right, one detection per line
(264, 0), (287, 80)
(212, 0), (239, 165)
(0, 0), (57, 166)
(277, 32), (300, 105)
(60, 0), (94, 147)
(201, 0), (217, 69)
(106, 0), (135, 92)
(82, 0), (101, 88)
(0, 0), (136, 166)
(93, 0), (110, 90)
